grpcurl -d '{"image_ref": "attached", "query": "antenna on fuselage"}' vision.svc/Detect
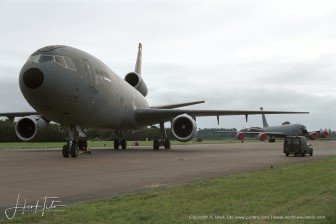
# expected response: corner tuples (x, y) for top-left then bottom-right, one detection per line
(260, 107), (269, 128)
(135, 43), (142, 75)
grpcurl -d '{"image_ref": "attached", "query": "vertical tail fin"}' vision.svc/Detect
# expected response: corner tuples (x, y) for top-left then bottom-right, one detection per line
(124, 43), (148, 96)
(135, 43), (142, 75)
(260, 107), (269, 128)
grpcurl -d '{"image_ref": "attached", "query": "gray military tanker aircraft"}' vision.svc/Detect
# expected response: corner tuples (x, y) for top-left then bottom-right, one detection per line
(0, 44), (308, 158)
(218, 107), (327, 142)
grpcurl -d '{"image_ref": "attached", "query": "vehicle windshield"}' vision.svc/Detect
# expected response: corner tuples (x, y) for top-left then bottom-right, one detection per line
(285, 138), (300, 145)
(26, 54), (77, 71)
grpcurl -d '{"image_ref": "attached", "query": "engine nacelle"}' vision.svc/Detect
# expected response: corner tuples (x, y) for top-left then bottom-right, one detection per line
(171, 114), (197, 142)
(308, 132), (318, 140)
(236, 132), (245, 140)
(124, 72), (148, 97)
(15, 116), (48, 141)
(320, 130), (329, 138)
(258, 133), (268, 141)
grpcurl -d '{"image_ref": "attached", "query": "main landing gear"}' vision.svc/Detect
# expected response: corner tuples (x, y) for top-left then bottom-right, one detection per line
(114, 130), (127, 149)
(114, 138), (127, 149)
(269, 136), (276, 143)
(153, 122), (171, 150)
(62, 126), (90, 158)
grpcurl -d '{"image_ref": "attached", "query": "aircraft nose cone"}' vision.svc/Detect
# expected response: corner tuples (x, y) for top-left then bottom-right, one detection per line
(22, 68), (44, 89)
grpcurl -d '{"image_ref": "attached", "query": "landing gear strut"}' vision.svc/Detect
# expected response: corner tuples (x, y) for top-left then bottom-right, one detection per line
(153, 122), (171, 150)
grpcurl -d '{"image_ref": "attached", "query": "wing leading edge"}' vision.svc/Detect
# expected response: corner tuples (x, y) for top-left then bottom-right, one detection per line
(150, 100), (205, 109)
(134, 108), (309, 126)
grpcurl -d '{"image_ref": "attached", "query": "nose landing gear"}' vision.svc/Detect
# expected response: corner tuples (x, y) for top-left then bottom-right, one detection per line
(62, 126), (90, 158)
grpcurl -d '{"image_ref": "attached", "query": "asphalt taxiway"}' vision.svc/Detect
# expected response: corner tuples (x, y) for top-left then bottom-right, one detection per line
(0, 141), (335, 212)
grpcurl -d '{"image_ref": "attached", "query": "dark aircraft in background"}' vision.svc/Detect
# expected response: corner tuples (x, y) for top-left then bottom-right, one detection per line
(0, 44), (308, 158)
(218, 107), (328, 142)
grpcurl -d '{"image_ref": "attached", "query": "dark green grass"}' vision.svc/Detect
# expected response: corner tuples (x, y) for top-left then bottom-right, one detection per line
(1, 157), (335, 224)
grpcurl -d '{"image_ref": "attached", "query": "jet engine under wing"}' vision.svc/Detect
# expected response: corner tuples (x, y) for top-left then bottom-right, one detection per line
(134, 108), (309, 126)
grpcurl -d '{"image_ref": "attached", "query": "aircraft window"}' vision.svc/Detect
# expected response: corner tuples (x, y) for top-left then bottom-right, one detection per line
(55, 55), (67, 68)
(27, 54), (77, 71)
(27, 55), (41, 63)
(39, 55), (54, 63)
(64, 56), (77, 71)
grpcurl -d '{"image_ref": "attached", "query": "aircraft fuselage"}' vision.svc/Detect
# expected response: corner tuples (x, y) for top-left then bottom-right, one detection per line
(263, 124), (307, 136)
(19, 46), (149, 129)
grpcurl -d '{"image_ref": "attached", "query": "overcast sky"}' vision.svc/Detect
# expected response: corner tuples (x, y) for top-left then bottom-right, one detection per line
(0, 0), (335, 131)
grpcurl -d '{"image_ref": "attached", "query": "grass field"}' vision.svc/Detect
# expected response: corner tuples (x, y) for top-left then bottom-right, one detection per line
(1, 156), (335, 224)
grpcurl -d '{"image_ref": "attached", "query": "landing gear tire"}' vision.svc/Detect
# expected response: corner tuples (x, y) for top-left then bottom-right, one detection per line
(62, 145), (70, 158)
(121, 139), (127, 149)
(70, 142), (79, 158)
(153, 139), (159, 150)
(114, 139), (120, 150)
(164, 139), (171, 149)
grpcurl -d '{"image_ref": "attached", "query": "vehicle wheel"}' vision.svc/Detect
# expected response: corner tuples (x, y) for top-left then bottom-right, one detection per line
(285, 153), (289, 157)
(153, 139), (159, 150)
(70, 143), (79, 158)
(310, 151), (313, 156)
(164, 139), (171, 149)
(62, 145), (69, 158)
(302, 153), (305, 157)
(114, 139), (120, 149)
(294, 153), (297, 157)
(121, 139), (127, 149)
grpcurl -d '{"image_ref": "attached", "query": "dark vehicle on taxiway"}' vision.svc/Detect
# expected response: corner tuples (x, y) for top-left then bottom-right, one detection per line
(283, 136), (313, 157)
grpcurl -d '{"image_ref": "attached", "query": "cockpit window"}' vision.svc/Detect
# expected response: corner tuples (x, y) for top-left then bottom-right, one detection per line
(27, 55), (40, 63)
(39, 55), (54, 63)
(26, 54), (77, 71)
(54, 55), (67, 68)
(63, 56), (76, 71)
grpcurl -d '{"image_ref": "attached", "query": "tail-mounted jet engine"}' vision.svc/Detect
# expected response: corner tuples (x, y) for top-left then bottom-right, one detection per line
(171, 114), (197, 142)
(15, 116), (48, 141)
(124, 72), (148, 97)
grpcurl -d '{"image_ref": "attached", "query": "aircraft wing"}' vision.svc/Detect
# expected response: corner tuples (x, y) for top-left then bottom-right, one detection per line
(150, 100), (205, 109)
(134, 108), (309, 126)
(261, 132), (287, 137)
(217, 130), (286, 136)
(0, 112), (39, 122)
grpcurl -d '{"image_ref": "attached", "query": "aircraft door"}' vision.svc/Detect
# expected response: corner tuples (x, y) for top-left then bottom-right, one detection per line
(83, 60), (94, 88)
